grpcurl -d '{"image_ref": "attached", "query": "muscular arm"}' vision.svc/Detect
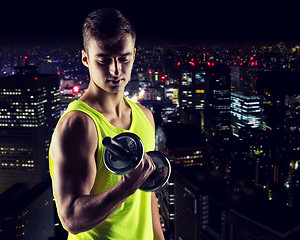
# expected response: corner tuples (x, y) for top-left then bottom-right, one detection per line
(50, 111), (154, 234)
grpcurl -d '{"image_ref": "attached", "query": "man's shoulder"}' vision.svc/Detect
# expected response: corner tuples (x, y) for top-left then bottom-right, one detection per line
(50, 110), (98, 159)
(135, 102), (155, 130)
(59, 111), (93, 131)
(136, 102), (150, 114)
(53, 110), (97, 143)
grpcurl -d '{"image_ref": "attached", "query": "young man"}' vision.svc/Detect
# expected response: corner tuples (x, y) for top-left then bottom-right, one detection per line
(49, 9), (165, 240)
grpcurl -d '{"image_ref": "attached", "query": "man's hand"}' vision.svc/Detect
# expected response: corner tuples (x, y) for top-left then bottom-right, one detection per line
(121, 153), (156, 194)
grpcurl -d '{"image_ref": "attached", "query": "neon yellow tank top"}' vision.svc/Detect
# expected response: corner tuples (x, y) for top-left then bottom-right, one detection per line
(49, 98), (155, 240)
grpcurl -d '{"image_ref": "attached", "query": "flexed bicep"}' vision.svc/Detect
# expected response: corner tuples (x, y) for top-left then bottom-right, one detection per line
(50, 111), (98, 227)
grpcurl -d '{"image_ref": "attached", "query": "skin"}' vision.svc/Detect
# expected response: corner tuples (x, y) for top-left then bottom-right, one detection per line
(50, 34), (165, 239)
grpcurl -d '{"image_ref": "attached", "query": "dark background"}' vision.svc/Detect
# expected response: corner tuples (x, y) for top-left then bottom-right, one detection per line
(1, 1), (299, 45)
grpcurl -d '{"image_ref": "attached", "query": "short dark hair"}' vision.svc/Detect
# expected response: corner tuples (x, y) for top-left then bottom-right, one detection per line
(82, 8), (136, 52)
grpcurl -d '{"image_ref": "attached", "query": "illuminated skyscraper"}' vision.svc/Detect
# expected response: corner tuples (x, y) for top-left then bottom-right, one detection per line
(231, 92), (262, 136)
(179, 64), (231, 138)
(0, 65), (60, 193)
(205, 64), (231, 140)
(180, 68), (206, 111)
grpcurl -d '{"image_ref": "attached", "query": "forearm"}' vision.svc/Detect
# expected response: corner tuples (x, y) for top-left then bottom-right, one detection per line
(59, 179), (131, 234)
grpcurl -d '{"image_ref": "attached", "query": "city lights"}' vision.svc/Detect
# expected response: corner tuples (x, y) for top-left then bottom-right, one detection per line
(0, 40), (299, 240)
(72, 85), (80, 93)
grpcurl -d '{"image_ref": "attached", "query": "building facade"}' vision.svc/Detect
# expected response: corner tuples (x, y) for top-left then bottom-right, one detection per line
(231, 92), (262, 137)
(0, 66), (60, 192)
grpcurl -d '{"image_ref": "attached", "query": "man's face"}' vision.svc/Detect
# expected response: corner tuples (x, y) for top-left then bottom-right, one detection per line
(82, 34), (136, 94)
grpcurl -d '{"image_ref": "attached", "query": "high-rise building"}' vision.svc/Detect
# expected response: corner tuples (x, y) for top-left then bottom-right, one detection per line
(156, 123), (208, 239)
(179, 64), (231, 138)
(205, 65), (231, 140)
(231, 92), (262, 136)
(174, 168), (227, 240)
(0, 65), (60, 193)
(256, 71), (300, 184)
(174, 166), (300, 240)
(180, 68), (206, 111)
(230, 65), (259, 94)
(256, 71), (300, 133)
(174, 173), (201, 240)
(227, 208), (300, 240)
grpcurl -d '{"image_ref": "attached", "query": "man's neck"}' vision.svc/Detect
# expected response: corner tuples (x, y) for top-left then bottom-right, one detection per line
(80, 82), (127, 117)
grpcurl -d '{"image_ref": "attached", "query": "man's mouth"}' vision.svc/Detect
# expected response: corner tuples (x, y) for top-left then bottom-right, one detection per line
(107, 79), (123, 85)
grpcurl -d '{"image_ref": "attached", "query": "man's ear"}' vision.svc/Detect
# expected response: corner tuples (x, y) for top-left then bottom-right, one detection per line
(133, 48), (136, 61)
(82, 50), (89, 68)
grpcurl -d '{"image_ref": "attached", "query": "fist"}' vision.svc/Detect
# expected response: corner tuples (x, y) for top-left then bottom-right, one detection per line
(121, 153), (156, 194)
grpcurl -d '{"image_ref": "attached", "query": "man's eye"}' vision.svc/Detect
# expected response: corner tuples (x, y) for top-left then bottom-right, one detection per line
(118, 57), (129, 62)
(98, 58), (111, 64)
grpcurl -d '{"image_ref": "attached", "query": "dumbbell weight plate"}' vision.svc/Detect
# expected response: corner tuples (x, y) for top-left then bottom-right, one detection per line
(103, 132), (144, 175)
(140, 151), (171, 192)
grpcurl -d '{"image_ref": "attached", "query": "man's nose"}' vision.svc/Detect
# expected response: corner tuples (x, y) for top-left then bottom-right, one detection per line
(109, 58), (121, 77)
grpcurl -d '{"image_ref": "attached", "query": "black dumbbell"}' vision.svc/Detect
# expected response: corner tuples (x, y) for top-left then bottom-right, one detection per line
(102, 132), (171, 192)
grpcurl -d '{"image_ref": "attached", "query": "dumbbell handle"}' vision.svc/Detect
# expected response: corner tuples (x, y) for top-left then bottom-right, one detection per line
(102, 132), (171, 192)
(102, 136), (130, 160)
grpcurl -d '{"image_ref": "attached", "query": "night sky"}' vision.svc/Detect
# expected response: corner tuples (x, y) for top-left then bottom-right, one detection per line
(1, 1), (299, 45)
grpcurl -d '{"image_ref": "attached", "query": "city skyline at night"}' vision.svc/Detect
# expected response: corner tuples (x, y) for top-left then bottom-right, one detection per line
(0, 4), (299, 238)
(0, 39), (299, 239)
